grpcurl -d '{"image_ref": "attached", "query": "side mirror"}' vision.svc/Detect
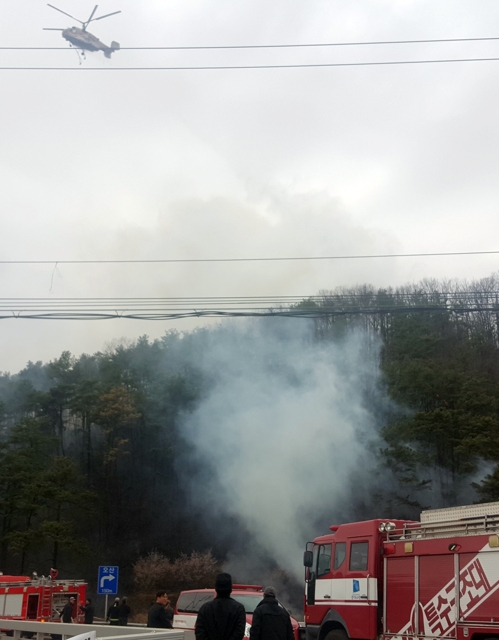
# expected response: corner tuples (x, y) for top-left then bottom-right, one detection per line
(303, 550), (313, 567)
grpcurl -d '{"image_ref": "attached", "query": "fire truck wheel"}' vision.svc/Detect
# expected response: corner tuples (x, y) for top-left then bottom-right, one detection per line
(324, 630), (348, 640)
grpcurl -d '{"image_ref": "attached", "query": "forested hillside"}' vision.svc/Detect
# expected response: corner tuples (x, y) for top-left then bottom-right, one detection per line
(1, 275), (499, 594)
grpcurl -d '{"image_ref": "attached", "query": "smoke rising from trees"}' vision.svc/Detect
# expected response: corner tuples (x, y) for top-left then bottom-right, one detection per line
(179, 319), (384, 580)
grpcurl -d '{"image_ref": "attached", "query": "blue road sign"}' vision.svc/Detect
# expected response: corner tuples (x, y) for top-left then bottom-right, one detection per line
(97, 566), (119, 595)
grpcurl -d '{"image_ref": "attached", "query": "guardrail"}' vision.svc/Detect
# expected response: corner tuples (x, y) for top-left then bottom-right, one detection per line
(0, 620), (184, 640)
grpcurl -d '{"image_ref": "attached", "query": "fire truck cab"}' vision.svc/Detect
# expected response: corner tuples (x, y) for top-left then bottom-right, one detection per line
(304, 518), (412, 640)
(304, 501), (499, 640)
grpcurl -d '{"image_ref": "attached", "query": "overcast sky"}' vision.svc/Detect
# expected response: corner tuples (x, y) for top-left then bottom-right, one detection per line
(1, 0), (499, 372)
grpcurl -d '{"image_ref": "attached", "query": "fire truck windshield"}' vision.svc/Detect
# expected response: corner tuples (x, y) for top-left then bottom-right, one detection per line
(311, 544), (332, 578)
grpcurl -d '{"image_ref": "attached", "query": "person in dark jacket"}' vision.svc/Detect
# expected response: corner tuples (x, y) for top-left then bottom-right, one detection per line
(147, 591), (173, 628)
(79, 598), (94, 624)
(117, 597), (131, 626)
(60, 597), (75, 623)
(249, 587), (294, 640)
(107, 598), (120, 625)
(195, 573), (246, 640)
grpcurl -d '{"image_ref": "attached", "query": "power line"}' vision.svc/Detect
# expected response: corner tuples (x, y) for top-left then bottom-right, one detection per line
(1, 292), (498, 305)
(1, 292), (499, 320)
(0, 250), (498, 265)
(2, 56), (499, 70)
(4, 35), (499, 50)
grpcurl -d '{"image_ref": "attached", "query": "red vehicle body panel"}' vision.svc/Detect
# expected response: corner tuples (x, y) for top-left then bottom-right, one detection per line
(385, 556), (415, 635)
(384, 534), (499, 639)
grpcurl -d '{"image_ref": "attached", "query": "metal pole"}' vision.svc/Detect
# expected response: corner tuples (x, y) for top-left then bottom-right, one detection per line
(104, 594), (108, 621)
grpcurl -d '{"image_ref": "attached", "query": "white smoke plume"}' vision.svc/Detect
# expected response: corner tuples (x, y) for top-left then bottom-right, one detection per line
(179, 318), (383, 583)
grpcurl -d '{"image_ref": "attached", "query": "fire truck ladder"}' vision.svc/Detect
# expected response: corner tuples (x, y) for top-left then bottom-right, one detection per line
(388, 501), (499, 540)
(40, 585), (53, 619)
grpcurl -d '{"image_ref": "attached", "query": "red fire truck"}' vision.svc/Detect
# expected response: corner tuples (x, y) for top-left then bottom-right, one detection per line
(303, 501), (499, 640)
(0, 569), (87, 623)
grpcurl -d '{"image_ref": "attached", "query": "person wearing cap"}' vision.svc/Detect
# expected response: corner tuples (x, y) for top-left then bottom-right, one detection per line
(117, 596), (131, 626)
(147, 591), (173, 628)
(60, 596), (75, 623)
(195, 572), (246, 640)
(107, 597), (120, 625)
(249, 587), (294, 640)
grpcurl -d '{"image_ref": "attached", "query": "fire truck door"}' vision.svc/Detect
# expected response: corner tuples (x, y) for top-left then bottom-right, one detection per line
(314, 542), (350, 603)
(27, 595), (39, 620)
(306, 543), (332, 605)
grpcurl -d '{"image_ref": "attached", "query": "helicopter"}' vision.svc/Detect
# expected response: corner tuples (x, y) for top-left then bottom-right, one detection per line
(43, 4), (121, 59)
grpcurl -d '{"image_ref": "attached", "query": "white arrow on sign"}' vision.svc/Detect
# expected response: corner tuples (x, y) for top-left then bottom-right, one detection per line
(100, 574), (116, 589)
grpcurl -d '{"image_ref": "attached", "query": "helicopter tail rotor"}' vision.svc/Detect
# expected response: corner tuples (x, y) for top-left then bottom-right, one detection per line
(104, 41), (120, 58)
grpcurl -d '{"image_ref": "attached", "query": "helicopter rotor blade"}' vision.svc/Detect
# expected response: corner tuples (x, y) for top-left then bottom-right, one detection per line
(91, 10), (121, 22)
(86, 5), (98, 25)
(43, 27), (65, 30)
(47, 4), (83, 24)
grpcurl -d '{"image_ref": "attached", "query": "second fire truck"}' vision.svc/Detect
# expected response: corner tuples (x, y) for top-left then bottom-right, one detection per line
(303, 501), (499, 640)
(0, 569), (87, 623)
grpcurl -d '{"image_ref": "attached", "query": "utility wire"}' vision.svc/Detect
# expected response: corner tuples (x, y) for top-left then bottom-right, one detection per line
(1, 293), (498, 306)
(3, 35), (499, 50)
(1, 291), (499, 321)
(0, 250), (498, 264)
(3, 56), (499, 70)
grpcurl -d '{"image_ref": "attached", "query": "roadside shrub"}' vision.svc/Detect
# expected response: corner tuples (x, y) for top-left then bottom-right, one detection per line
(133, 550), (220, 602)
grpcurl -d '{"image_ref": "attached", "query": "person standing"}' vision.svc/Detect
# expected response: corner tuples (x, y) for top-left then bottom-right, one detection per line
(195, 573), (246, 640)
(60, 596), (75, 623)
(147, 591), (173, 628)
(118, 597), (131, 626)
(249, 586), (294, 640)
(79, 598), (95, 624)
(107, 597), (120, 625)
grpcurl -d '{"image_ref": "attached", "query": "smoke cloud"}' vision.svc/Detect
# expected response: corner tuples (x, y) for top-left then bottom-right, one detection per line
(179, 318), (384, 585)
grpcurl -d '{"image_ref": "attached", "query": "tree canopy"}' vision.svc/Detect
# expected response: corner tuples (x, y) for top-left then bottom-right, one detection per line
(2, 274), (499, 595)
